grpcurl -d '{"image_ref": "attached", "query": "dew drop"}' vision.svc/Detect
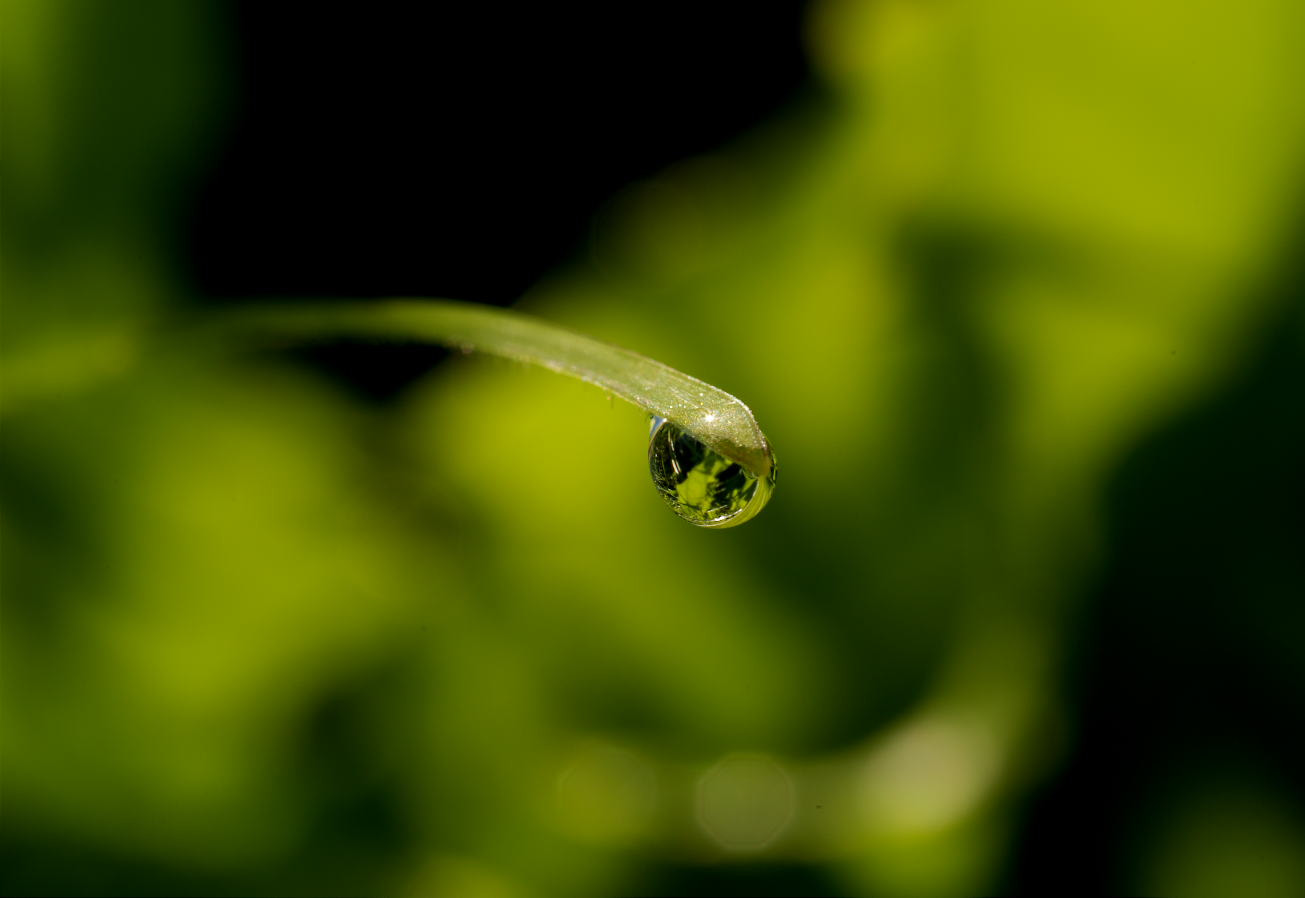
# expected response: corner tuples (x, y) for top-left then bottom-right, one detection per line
(648, 417), (776, 528)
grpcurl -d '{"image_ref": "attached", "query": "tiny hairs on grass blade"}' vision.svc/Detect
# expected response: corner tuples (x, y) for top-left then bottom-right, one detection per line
(212, 299), (777, 528)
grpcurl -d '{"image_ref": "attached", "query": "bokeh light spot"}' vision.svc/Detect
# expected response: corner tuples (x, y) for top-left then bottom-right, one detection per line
(695, 753), (797, 852)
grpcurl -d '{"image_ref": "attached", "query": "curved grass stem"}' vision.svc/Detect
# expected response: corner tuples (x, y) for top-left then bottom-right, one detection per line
(214, 299), (775, 479)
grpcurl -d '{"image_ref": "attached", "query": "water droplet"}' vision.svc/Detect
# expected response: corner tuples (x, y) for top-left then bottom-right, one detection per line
(648, 417), (775, 528)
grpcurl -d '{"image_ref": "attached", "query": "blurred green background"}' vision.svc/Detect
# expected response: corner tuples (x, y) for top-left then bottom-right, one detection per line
(4, 1), (1304, 895)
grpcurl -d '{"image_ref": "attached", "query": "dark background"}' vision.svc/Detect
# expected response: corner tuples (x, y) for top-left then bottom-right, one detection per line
(189, 2), (812, 303)
(187, 2), (812, 401)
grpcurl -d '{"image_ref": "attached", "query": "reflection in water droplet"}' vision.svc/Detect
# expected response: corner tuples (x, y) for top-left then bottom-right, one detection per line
(648, 417), (776, 528)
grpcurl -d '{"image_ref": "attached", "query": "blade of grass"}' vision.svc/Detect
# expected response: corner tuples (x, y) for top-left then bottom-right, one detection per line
(212, 299), (775, 478)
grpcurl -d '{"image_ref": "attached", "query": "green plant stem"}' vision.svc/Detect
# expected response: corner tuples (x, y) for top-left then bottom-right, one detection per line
(214, 299), (775, 478)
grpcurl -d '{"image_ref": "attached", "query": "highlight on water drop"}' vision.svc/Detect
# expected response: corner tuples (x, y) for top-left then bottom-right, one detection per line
(647, 417), (776, 528)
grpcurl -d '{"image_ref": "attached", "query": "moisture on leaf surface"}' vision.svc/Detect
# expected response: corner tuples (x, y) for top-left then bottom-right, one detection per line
(648, 417), (776, 528)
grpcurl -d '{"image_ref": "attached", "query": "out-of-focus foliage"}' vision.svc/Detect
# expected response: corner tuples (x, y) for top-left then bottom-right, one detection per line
(3, 1), (1304, 897)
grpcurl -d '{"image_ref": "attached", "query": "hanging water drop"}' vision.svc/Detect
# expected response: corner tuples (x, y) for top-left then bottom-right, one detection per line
(648, 417), (776, 528)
